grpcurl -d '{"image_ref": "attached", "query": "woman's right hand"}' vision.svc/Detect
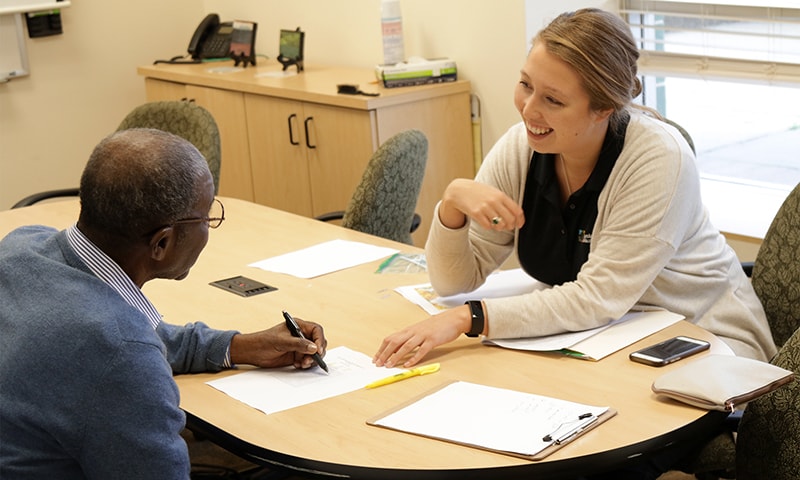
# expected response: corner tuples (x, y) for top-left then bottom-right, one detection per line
(439, 179), (525, 231)
(373, 305), (474, 368)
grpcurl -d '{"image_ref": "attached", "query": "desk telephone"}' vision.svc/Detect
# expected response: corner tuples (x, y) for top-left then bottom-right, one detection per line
(187, 14), (257, 66)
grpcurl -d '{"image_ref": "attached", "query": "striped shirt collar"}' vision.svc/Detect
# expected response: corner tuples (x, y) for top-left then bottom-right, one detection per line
(65, 224), (162, 330)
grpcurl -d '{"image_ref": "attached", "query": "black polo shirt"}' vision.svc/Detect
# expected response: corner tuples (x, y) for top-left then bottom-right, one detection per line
(517, 117), (628, 286)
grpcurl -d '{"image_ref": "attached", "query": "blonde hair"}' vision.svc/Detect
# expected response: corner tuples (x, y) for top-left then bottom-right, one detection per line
(535, 9), (656, 132)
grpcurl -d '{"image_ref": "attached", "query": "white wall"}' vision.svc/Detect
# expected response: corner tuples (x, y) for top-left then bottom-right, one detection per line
(1, 0), (612, 209)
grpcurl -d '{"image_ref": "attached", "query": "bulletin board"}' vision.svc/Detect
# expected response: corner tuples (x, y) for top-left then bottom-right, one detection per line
(0, 13), (28, 83)
(0, 14), (27, 82)
(0, 1), (70, 82)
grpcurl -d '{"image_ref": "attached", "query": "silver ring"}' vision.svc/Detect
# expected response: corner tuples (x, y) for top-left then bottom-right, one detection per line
(491, 216), (502, 225)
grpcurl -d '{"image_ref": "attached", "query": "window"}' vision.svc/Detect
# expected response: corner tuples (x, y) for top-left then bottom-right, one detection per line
(636, 76), (800, 190)
(621, 0), (800, 237)
(622, 0), (800, 188)
(622, 0), (800, 83)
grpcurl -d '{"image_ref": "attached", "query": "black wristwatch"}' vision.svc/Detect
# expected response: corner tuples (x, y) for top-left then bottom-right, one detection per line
(464, 300), (485, 337)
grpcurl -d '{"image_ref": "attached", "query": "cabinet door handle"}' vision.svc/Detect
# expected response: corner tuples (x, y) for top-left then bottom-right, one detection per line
(287, 114), (300, 146)
(304, 116), (316, 149)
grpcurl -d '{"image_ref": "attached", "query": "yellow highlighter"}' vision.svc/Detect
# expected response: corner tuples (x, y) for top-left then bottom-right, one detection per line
(365, 363), (440, 389)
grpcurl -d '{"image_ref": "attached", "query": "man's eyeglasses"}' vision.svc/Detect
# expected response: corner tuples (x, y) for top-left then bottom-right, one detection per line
(172, 198), (225, 229)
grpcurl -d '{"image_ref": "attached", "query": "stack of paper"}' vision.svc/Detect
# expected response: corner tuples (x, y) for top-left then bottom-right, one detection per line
(393, 268), (684, 361)
(483, 310), (683, 361)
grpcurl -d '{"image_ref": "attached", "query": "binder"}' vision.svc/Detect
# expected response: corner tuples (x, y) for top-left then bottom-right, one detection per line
(367, 381), (617, 460)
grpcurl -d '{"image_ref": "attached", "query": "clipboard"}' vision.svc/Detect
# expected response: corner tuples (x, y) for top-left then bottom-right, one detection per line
(367, 381), (617, 461)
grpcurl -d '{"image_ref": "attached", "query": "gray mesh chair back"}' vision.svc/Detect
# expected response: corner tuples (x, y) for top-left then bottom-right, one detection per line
(117, 100), (222, 193)
(339, 129), (428, 245)
(736, 326), (800, 479)
(751, 182), (800, 348)
(677, 182), (800, 479)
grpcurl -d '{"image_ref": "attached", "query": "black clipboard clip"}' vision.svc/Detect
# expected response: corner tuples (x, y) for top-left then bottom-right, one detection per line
(542, 412), (600, 445)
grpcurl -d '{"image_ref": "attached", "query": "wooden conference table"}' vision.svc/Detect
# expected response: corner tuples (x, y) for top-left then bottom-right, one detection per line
(0, 197), (730, 479)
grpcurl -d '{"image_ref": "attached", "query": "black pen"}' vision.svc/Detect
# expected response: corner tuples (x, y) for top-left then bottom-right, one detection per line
(282, 310), (329, 373)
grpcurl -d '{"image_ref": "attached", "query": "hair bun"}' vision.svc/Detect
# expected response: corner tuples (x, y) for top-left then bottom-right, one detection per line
(632, 77), (643, 98)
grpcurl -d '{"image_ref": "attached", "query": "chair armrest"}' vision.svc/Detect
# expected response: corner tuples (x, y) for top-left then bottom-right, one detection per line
(315, 211), (345, 223)
(12, 188), (80, 209)
(410, 213), (421, 233)
(741, 261), (754, 277)
(316, 211), (422, 235)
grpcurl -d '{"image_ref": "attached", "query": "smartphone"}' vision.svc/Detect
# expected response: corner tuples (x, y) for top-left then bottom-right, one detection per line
(629, 336), (710, 367)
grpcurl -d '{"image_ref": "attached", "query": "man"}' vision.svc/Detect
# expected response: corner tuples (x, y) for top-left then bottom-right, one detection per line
(0, 128), (327, 479)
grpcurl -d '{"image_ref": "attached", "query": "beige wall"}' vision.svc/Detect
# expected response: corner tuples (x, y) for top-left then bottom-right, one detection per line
(0, 0), (760, 259)
(0, 0), (601, 210)
(202, 0), (615, 168)
(203, 0), (531, 167)
(1, 0), (203, 208)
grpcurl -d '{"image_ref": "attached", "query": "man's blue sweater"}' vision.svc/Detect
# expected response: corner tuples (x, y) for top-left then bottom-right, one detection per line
(0, 226), (238, 479)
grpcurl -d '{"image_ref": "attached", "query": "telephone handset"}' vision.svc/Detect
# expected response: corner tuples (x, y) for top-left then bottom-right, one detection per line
(154, 13), (256, 66)
(186, 14), (257, 66)
(188, 14), (233, 60)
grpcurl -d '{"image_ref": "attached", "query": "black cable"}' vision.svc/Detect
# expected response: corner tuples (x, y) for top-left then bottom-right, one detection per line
(153, 55), (202, 65)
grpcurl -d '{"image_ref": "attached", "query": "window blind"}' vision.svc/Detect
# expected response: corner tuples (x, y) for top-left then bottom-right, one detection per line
(620, 0), (800, 85)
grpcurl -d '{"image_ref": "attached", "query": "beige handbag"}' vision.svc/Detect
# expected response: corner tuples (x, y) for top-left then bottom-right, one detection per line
(652, 354), (795, 411)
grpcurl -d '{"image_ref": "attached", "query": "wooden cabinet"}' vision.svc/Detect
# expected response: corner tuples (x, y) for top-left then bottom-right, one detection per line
(143, 78), (254, 201)
(245, 95), (376, 217)
(139, 62), (474, 245)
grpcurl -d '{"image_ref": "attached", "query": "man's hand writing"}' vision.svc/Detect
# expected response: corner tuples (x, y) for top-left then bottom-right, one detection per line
(230, 318), (327, 370)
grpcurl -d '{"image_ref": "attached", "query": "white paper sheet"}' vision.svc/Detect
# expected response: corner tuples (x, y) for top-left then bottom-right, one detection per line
(395, 268), (543, 315)
(483, 310), (684, 361)
(206, 346), (405, 415)
(248, 239), (399, 279)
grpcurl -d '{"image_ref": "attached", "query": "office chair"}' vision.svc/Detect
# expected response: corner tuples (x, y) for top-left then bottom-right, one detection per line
(11, 101), (223, 210)
(735, 326), (800, 480)
(315, 129), (428, 245)
(677, 181), (800, 480)
(116, 100), (222, 194)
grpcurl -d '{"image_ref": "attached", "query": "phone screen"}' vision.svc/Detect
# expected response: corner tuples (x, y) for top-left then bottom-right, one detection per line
(629, 336), (710, 366)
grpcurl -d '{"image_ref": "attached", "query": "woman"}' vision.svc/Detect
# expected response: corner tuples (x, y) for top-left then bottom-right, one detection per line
(373, 8), (775, 370)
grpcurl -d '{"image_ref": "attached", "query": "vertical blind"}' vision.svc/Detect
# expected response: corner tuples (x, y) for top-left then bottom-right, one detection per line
(620, 0), (800, 85)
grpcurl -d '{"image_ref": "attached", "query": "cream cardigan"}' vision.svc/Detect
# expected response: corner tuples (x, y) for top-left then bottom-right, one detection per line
(426, 113), (776, 361)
